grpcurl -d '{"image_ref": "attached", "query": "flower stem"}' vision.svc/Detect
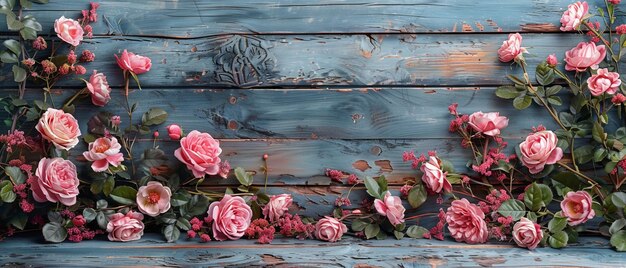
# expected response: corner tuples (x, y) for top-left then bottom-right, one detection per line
(520, 61), (568, 131)
(556, 161), (604, 199)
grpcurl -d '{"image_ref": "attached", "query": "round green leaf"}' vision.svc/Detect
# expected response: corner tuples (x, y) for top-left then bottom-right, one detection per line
(408, 183), (427, 209)
(351, 219), (368, 232)
(364, 223), (380, 239)
(611, 230), (626, 251)
(548, 230), (569, 249)
(42, 222), (68, 243)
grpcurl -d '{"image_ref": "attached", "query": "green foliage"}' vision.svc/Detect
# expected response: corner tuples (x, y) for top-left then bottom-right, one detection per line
(407, 183), (427, 209)
(110, 186), (138, 205)
(141, 108), (168, 126)
(524, 183), (553, 211)
(234, 167), (254, 186)
(498, 199), (526, 221)
(42, 222), (67, 243)
(405, 225), (429, 239)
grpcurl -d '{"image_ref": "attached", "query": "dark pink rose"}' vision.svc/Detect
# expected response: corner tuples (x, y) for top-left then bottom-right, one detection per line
(446, 198), (488, 244)
(560, 1), (589, 31)
(315, 216), (347, 242)
(31, 157), (80, 206)
(54, 16), (83, 46)
(263, 194), (292, 222)
(174, 130), (222, 178)
(420, 156), (452, 193)
(512, 217), (543, 250)
(587, 68), (621, 96)
(519, 130), (563, 174)
(564, 42), (606, 72)
(106, 211), (144, 242)
(83, 137), (124, 172)
(468, 111), (509, 136)
(207, 194), (252, 241)
(561, 191), (595, 226)
(115, 49), (151, 74)
(374, 191), (405, 225)
(498, 33), (526, 62)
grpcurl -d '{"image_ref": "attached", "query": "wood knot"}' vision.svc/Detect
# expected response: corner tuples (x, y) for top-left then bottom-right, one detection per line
(227, 120), (238, 130)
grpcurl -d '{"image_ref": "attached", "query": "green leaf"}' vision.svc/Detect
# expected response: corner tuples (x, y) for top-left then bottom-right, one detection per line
(610, 230), (626, 251)
(546, 85), (563, 95)
(551, 172), (583, 192)
(171, 191), (191, 207)
(405, 225), (429, 238)
(408, 183), (427, 208)
(0, 181), (16, 203)
(96, 212), (108, 229)
(141, 108), (168, 126)
(22, 17), (42, 31)
(19, 27), (37, 40)
(130, 72), (143, 90)
(83, 208), (97, 222)
(513, 95), (532, 110)
(536, 62), (555, 86)
(19, 0), (31, 8)
(6, 13), (23, 30)
(548, 96), (562, 106)
(163, 224), (180, 243)
(103, 176), (115, 197)
(0, 50), (18, 63)
(96, 199), (108, 209)
(12, 65), (26, 82)
(5, 166), (25, 184)
(393, 230), (405, 240)
(548, 230), (569, 248)
(3, 39), (20, 55)
(593, 148), (608, 162)
(176, 218), (191, 231)
(364, 223), (380, 239)
(524, 183), (553, 211)
(498, 199), (526, 221)
(574, 145), (594, 165)
(181, 195), (211, 217)
(364, 177), (381, 199)
(110, 186), (138, 205)
(90, 179), (104, 195)
(495, 85), (523, 99)
(611, 192), (626, 208)
(234, 167), (253, 186)
(610, 219), (626, 235)
(351, 219), (368, 232)
(9, 213), (27, 230)
(592, 122), (605, 143)
(42, 222), (67, 243)
(548, 216), (567, 233)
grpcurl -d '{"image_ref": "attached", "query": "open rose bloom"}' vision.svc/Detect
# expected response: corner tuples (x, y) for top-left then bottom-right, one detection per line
(36, 108), (81, 150)
(374, 191), (406, 225)
(512, 217), (543, 250)
(115, 49), (152, 74)
(136, 181), (172, 217)
(174, 130), (222, 178)
(468, 111), (508, 136)
(107, 211), (145, 242)
(498, 33), (526, 62)
(420, 156), (451, 193)
(54, 16), (84, 46)
(86, 71), (112, 106)
(207, 194), (252, 241)
(315, 216), (347, 242)
(31, 157), (80, 206)
(564, 42), (606, 72)
(560, 1), (589, 31)
(83, 137), (124, 172)
(561, 191), (595, 226)
(587, 68), (621, 96)
(446, 198), (488, 244)
(519, 131), (563, 174)
(263, 194), (293, 222)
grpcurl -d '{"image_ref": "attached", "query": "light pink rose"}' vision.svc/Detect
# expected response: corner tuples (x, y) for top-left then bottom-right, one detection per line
(374, 191), (406, 226)
(85, 70), (111, 107)
(174, 130), (222, 178)
(420, 156), (452, 194)
(207, 194), (252, 241)
(498, 33), (527, 62)
(560, 1), (589, 31)
(564, 42), (606, 72)
(446, 198), (488, 244)
(519, 130), (563, 174)
(115, 49), (152, 74)
(587, 68), (621, 96)
(82, 137), (124, 172)
(546, 54), (558, 67)
(166, 124), (182, 140)
(106, 211), (144, 242)
(54, 16), (84, 46)
(136, 181), (172, 217)
(468, 111), (509, 136)
(512, 217), (543, 250)
(561, 191), (595, 226)
(263, 194), (292, 222)
(315, 216), (347, 242)
(31, 157), (79, 206)
(36, 108), (81, 150)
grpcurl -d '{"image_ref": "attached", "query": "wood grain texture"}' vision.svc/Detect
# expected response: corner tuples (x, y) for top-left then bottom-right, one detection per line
(0, 235), (622, 267)
(0, 33), (600, 88)
(0, 0), (621, 36)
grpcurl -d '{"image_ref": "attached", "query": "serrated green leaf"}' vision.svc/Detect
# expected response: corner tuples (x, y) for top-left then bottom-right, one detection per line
(610, 219), (626, 235)
(610, 230), (626, 251)
(548, 216), (567, 233)
(171, 191), (191, 207)
(163, 224), (180, 243)
(524, 182), (553, 211)
(498, 199), (526, 221)
(495, 85), (523, 99)
(513, 95), (532, 110)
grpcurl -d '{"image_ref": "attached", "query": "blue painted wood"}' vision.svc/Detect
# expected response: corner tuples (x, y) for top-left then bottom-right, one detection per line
(0, 33), (606, 88)
(0, 0), (619, 36)
(0, 234), (622, 267)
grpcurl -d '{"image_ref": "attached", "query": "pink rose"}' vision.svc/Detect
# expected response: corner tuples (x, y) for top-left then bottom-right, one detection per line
(36, 108), (81, 150)
(420, 156), (452, 193)
(512, 217), (543, 250)
(106, 211), (144, 242)
(136, 181), (172, 217)
(85, 71), (111, 107)
(207, 194), (252, 241)
(374, 191), (406, 226)
(83, 137), (124, 172)
(315, 216), (347, 242)
(519, 130), (563, 174)
(174, 130), (222, 178)
(468, 111), (509, 136)
(587, 68), (621, 96)
(564, 42), (606, 72)
(54, 16), (84, 46)
(446, 198), (488, 244)
(31, 157), (79, 206)
(115, 49), (152, 74)
(263, 194), (293, 222)
(546, 54), (558, 67)
(560, 1), (589, 31)
(166, 124), (182, 140)
(561, 191), (595, 226)
(498, 33), (526, 62)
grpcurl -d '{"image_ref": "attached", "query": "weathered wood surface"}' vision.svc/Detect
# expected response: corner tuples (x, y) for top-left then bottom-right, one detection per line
(0, 234), (622, 267)
(0, 34), (606, 88)
(0, 0), (622, 36)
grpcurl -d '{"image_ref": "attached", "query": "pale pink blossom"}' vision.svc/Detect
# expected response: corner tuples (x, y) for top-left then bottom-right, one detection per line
(560, 1), (589, 31)
(207, 194), (252, 240)
(115, 49), (151, 74)
(564, 42), (606, 72)
(374, 191), (406, 225)
(519, 130), (563, 174)
(31, 158), (79, 206)
(587, 68), (621, 96)
(106, 211), (144, 242)
(561, 191), (595, 226)
(315, 216), (347, 242)
(420, 156), (452, 193)
(512, 217), (543, 250)
(263, 194), (293, 222)
(468, 111), (509, 136)
(136, 181), (172, 217)
(36, 108), (81, 150)
(86, 71), (111, 106)
(54, 16), (83, 46)
(174, 130), (222, 178)
(498, 33), (527, 62)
